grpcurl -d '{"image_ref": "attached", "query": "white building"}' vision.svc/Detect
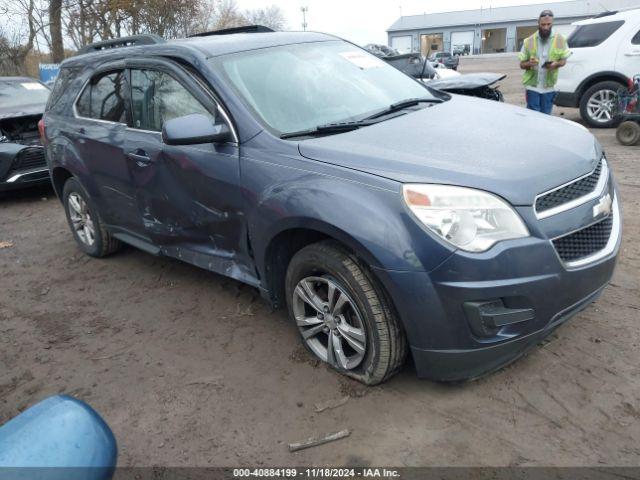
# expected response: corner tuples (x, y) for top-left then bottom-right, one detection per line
(387, 0), (640, 55)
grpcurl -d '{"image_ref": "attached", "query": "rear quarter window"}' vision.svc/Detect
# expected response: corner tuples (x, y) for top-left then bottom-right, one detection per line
(568, 20), (625, 48)
(46, 67), (82, 114)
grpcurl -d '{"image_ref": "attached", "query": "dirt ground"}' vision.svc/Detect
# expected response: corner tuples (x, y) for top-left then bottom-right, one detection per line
(1, 55), (639, 467)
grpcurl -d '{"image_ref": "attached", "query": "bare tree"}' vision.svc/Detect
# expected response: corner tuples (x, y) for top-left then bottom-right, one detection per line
(243, 5), (286, 31)
(210, 0), (247, 30)
(0, 27), (29, 75)
(0, 0), (43, 72)
(49, 0), (64, 62)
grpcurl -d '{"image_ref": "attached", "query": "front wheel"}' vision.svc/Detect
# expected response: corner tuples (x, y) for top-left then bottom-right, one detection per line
(285, 241), (406, 385)
(579, 81), (624, 128)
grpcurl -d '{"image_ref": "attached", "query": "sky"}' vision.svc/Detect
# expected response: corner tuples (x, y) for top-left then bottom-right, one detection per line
(238, 0), (577, 45)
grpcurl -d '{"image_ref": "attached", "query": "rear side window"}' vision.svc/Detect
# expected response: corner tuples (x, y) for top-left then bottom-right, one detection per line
(75, 70), (127, 123)
(130, 69), (214, 132)
(632, 29), (640, 45)
(568, 20), (625, 48)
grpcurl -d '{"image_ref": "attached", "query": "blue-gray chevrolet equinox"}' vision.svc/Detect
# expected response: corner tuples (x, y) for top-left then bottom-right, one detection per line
(41, 28), (621, 385)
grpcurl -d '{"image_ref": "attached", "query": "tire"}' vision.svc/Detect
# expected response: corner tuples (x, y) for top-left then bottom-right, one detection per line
(616, 121), (640, 146)
(62, 177), (121, 257)
(579, 81), (624, 128)
(285, 240), (407, 385)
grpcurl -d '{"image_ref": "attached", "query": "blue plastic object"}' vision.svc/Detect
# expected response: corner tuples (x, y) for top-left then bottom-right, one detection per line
(0, 395), (117, 480)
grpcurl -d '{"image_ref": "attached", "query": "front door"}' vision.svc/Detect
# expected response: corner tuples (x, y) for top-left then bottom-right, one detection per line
(123, 61), (255, 283)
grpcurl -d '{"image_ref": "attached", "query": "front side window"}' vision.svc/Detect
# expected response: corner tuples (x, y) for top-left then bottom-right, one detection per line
(75, 70), (127, 123)
(568, 20), (625, 48)
(130, 69), (214, 132)
(211, 41), (436, 136)
(632, 29), (640, 45)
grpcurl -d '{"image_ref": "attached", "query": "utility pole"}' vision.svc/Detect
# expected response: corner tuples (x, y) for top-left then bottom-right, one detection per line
(301, 6), (308, 31)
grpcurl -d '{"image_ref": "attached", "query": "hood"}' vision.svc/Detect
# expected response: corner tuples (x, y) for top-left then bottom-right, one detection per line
(0, 103), (46, 120)
(298, 95), (599, 206)
(429, 72), (506, 90)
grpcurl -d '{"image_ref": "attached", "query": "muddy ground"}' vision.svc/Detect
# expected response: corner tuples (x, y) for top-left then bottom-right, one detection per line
(1, 55), (639, 467)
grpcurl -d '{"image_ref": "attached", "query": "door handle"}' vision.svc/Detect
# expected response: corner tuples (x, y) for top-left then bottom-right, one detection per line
(127, 151), (151, 166)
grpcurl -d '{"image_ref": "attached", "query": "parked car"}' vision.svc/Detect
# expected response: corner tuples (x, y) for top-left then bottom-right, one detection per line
(429, 51), (459, 70)
(454, 44), (471, 56)
(43, 29), (621, 385)
(0, 77), (50, 192)
(364, 44), (504, 101)
(555, 8), (640, 128)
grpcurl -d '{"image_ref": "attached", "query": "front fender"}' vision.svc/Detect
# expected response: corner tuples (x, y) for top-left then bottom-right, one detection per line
(244, 156), (454, 276)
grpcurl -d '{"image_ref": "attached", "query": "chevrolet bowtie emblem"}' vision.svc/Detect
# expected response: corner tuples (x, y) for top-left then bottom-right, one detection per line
(593, 193), (613, 218)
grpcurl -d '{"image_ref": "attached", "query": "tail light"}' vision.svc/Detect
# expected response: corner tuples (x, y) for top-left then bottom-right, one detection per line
(38, 117), (46, 143)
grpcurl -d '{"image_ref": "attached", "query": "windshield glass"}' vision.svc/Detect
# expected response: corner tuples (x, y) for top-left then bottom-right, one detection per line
(0, 80), (50, 109)
(210, 41), (437, 135)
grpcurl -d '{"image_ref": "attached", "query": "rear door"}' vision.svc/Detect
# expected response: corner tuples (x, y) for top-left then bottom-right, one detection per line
(70, 65), (145, 235)
(122, 59), (254, 281)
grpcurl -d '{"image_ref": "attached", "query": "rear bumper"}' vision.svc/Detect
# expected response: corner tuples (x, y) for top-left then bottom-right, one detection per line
(554, 91), (579, 108)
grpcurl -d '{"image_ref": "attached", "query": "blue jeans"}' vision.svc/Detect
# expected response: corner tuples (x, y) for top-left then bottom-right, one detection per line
(526, 90), (557, 114)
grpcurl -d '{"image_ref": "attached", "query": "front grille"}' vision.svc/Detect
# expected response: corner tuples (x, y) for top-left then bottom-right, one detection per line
(553, 215), (613, 263)
(536, 160), (603, 214)
(10, 147), (46, 171)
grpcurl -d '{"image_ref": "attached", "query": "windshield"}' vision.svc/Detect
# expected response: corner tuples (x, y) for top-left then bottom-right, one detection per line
(210, 41), (437, 135)
(0, 80), (50, 109)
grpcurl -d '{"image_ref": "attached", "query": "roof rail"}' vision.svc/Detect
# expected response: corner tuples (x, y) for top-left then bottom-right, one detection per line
(593, 10), (618, 18)
(79, 34), (165, 55)
(188, 25), (274, 37)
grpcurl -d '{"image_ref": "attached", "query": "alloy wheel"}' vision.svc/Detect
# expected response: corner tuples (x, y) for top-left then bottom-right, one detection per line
(586, 89), (617, 124)
(68, 192), (96, 246)
(292, 276), (367, 370)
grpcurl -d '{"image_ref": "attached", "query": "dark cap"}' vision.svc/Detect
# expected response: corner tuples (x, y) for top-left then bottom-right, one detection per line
(539, 9), (554, 18)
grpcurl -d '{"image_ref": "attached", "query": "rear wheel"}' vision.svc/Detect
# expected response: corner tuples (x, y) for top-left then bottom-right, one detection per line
(285, 240), (406, 385)
(62, 178), (121, 257)
(579, 81), (624, 128)
(616, 121), (640, 146)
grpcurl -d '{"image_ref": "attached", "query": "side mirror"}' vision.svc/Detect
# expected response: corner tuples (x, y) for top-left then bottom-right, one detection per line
(162, 113), (232, 146)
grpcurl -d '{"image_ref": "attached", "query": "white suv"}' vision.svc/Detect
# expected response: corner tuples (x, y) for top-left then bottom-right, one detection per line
(555, 8), (640, 128)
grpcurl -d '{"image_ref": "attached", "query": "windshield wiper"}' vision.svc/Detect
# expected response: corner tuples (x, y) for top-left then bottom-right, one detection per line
(280, 97), (443, 139)
(363, 97), (443, 121)
(280, 120), (373, 139)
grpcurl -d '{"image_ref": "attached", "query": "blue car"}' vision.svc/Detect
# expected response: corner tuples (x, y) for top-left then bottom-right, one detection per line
(42, 28), (621, 384)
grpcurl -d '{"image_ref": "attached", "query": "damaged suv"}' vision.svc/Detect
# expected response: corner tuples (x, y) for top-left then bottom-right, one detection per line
(43, 29), (621, 385)
(0, 77), (50, 191)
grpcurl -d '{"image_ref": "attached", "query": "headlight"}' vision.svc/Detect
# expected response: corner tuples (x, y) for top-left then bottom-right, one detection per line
(403, 184), (529, 252)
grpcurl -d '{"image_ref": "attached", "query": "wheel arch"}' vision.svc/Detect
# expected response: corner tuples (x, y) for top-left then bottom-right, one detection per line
(51, 166), (73, 202)
(577, 71), (628, 101)
(260, 220), (389, 311)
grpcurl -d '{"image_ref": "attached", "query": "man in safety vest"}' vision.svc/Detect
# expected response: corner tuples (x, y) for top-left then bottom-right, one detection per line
(518, 10), (571, 114)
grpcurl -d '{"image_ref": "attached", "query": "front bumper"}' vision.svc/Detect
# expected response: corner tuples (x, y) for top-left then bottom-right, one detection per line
(373, 190), (621, 382)
(0, 143), (49, 192)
